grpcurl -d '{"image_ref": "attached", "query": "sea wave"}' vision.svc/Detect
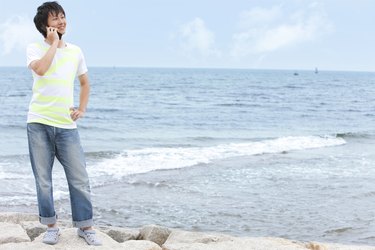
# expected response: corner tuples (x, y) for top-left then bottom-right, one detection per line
(335, 132), (374, 139)
(0, 135), (347, 203)
(88, 135), (346, 178)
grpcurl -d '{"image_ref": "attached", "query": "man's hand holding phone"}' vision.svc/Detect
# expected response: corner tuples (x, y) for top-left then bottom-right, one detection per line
(45, 26), (59, 44)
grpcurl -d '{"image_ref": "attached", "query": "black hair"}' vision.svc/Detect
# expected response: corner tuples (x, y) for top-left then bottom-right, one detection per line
(33, 1), (65, 38)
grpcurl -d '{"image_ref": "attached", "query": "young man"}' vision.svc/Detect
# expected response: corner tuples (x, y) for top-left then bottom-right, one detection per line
(26, 1), (101, 246)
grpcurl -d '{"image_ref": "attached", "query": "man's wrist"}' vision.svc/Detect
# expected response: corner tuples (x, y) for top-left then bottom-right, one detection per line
(51, 40), (59, 46)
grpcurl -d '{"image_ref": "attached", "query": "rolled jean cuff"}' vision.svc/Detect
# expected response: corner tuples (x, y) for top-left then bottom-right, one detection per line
(39, 214), (57, 225)
(73, 218), (94, 228)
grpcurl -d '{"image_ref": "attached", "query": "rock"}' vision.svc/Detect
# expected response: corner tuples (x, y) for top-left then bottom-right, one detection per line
(0, 213), (375, 250)
(164, 230), (233, 244)
(0, 222), (30, 244)
(162, 237), (307, 250)
(139, 225), (171, 246)
(121, 240), (162, 250)
(99, 225), (139, 242)
(305, 242), (375, 250)
(34, 228), (121, 249)
(20, 219), (74, 241)
(305, 242), (328, 250)
(0, 213), (39, 224)
(20, 221), (46, 241)
(0, 242), (54, 250)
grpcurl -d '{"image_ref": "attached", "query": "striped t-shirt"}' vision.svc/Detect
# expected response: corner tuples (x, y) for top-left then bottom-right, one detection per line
(26, 41), (88, 129)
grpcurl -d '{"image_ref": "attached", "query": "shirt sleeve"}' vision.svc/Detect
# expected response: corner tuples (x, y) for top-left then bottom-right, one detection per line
(26, 43), (42, 69)
(76, 48), (88, 76)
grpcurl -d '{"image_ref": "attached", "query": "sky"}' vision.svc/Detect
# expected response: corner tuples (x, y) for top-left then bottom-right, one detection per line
(0, 0), (374, 71)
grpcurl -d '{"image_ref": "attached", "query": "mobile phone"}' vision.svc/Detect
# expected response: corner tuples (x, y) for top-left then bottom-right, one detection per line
(44, 26), (62, 40)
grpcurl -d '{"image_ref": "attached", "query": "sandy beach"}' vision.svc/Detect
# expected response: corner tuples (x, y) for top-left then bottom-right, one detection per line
(0, 212), (374, 250)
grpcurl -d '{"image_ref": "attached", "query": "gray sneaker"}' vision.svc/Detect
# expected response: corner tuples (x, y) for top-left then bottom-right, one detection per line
(43, 227), (60, 245)
(77, 228), (102, 246)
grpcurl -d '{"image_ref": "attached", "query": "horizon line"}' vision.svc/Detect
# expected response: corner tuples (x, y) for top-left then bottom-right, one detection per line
(0, 65), (374, 73)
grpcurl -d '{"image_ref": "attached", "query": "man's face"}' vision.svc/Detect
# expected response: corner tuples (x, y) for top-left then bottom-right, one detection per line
(47, 12), (66, 35)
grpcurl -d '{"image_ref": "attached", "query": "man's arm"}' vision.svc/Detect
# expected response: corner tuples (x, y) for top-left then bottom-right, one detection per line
(70, 73), (90, 121)
(29, 27), (59, 76)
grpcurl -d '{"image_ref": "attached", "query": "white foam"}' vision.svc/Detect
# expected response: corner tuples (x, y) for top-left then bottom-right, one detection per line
(0, 171), (31, 179)
(0, 195), (35, 206)
(0, 135), (346, 205)
(89, 136), (346, 178)
(53, 190), (69, 201)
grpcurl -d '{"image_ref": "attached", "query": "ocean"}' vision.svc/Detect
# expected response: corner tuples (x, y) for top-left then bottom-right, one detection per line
(0, 67), (375, 245)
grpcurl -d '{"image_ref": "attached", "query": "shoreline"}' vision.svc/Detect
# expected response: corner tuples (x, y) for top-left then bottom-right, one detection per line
(0, 212), (374, 250)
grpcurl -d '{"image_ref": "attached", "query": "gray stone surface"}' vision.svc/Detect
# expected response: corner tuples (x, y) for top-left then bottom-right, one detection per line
(162, 237), (306, 250)
(99, 225), (140, 242)
(305, 242), (375, 250)
(164, 230), (233, 244)
(1, 213), (374, 250)
(20, 221), (46, 241)
(121, 240), (162, 250)
(0, 222), (30, 244)
(0, 242), (54, 250)
(34, 228), (122, 249)
(139, 224), (171, 246)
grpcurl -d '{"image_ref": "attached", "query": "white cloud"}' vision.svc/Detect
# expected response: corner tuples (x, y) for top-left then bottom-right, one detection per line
(238, 5), (282, 28)
(231, 2), (333, 58)
(0, 16), (40, 55)
(176, 17), (221, 58)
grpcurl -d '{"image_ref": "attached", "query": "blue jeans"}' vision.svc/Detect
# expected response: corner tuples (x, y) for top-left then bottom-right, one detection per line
(27, 123), (94, 228)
